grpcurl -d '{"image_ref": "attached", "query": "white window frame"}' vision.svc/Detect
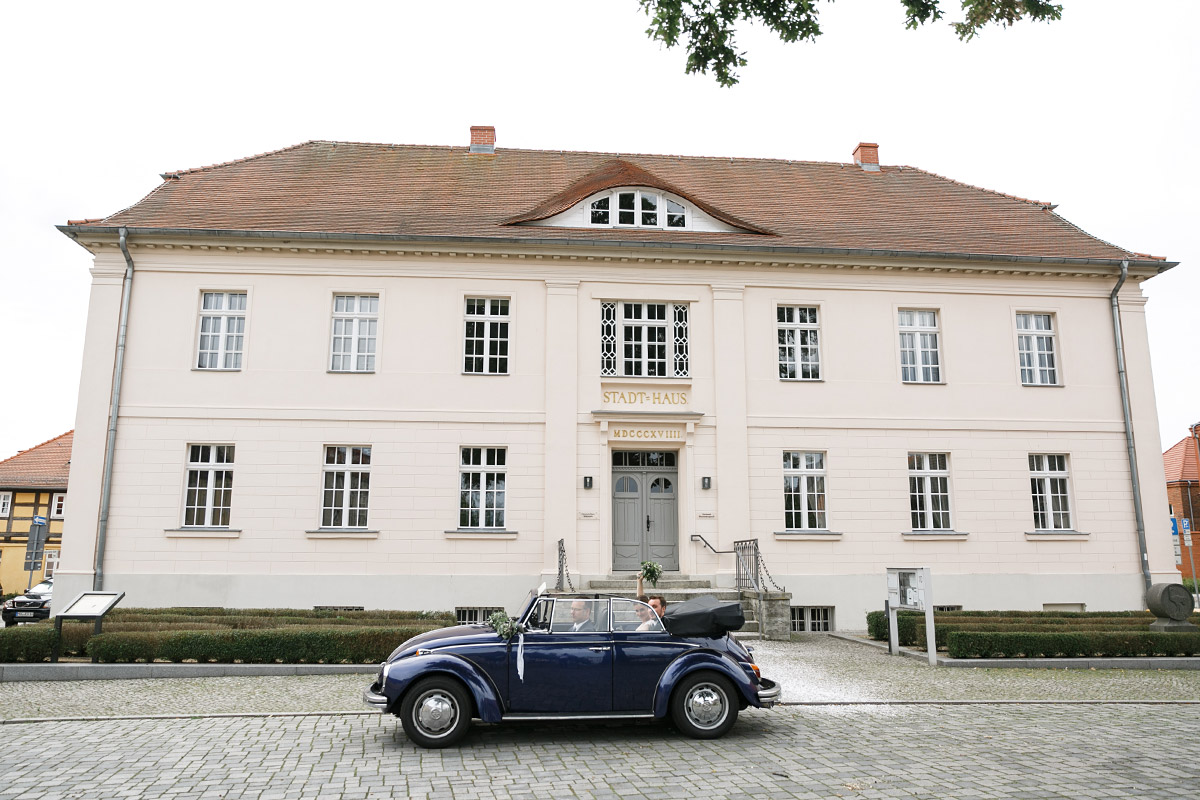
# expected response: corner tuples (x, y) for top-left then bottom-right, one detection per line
(600, 301), (689, 378)
(322, 445), (371, 529)
(50, 493), (66, 519)
(1016, 312), (1059, 386)
(1029, 454), (1073, 531)
(183, 444), (235, 528)
(463, 297), (511, 375)
(778, 305), (821, 381)
(783, 451), (827, 531)
(908, 453), (951, 531)
(196, 291), (247, 370)
(0, 492), (10, 518)
(330, 295), (379, 373)
(897, 309), (942, 383)
(586, 189), (689, 230)
(459, 447), (507, 529)
(43, 549), (59, 578)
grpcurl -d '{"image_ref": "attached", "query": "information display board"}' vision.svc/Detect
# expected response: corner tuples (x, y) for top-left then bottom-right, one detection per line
(885, 567), (937, 666)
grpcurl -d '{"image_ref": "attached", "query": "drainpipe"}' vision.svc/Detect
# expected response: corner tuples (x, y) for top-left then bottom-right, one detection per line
(1110, 260), (1152, 594)
(1189, 422), (1200, 593)
(94, 227), (135, 590)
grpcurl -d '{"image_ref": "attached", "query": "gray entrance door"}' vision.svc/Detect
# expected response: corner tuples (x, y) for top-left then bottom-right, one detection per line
(612, 451), (679, 571)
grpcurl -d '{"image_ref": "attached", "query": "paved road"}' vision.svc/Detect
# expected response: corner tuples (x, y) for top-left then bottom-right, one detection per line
(2, 636), (1199, 799)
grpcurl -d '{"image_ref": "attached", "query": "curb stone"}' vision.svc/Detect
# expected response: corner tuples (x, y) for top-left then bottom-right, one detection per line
(0, 663), (379, 682)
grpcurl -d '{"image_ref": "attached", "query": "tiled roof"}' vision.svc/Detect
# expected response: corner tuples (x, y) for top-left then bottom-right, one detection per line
(1164, 435), (1199, 483)
(66, 140), (1160, 262)
(0, 431), (73, 489)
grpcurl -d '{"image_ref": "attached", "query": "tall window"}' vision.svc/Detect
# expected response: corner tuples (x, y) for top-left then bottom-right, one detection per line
(322, 446), (371, 528)
(196, 292), (246, 370)
(778, 305), (821, 380)
(783, 451), (827, 530)
(898, 309), (941, 383)
(43, 550), (59, 578)
(0, 492), (10, 518)
(908, 453), (951, 530)
(464, 298), (510, 374)
(330, 295), (378, 372)
(588, 190), (687, 229)
(460, 447), (506, 529)
(51, 493), (66, 519)
(1029, 454), (1072, 531)
(184, 445), (234, 527)
(1016, 313), (1058, 386)
(600, 302), (689, 377)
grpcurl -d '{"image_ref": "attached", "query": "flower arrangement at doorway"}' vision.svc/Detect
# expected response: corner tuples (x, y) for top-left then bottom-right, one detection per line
(640, 561), (664, 588)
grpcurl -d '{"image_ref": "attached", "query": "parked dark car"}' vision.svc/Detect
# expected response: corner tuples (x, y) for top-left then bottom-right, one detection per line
(2, 578), (53, 627)
(364, 589), (780, 747)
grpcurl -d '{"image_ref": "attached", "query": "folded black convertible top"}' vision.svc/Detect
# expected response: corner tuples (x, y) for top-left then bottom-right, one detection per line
(661, 594), (745, 638)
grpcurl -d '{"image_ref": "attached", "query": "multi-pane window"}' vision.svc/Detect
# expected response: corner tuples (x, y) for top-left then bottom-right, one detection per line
(1016, 313), (1058, 386)
(778, 306), (821, 380)
(196, 292), (246, 370)
(1029, 454), (1072, 531)
(43, 550), (59, 578)
(0, 492), (10, 518)
(455, 607), (506, 625)
(589, 190), (687, 229)
(322, 446), (371, 528)
(783, 451), (827, 530)
(791, 607), (834, 632)
(908, 453), (951, 530)
(600, 301), (689, 377)
(51, 493), (66, 519)
(898, 309), (941, 383)
(463, 298), (510, 374)
(184, 445), (234, 527)
(460, 447), (506, 529)
(330, 295), (378, 372)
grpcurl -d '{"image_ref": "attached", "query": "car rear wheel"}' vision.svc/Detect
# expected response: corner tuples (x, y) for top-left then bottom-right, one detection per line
(398, 676), (472, 748)
(670, 671), (738, 739)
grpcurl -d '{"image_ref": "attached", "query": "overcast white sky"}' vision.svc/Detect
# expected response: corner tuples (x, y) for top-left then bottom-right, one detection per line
(1, 0), (1196, 461)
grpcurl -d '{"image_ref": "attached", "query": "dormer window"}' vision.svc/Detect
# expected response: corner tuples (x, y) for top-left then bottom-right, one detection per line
(589, 190), (688, 229)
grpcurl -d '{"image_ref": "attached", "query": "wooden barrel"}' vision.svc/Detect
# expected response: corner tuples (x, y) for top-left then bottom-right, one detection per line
(1146, 583), (1195, 621)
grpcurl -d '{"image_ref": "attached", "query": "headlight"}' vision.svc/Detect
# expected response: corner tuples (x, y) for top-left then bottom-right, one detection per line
(42, 600), (52, 608)
(2, 600), (12, 609)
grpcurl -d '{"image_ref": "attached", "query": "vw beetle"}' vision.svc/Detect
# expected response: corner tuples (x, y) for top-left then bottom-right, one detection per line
(364, 588), (780, 747)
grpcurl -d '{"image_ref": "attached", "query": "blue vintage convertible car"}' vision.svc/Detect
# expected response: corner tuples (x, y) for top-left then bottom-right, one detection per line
(364, 589), (780, 747)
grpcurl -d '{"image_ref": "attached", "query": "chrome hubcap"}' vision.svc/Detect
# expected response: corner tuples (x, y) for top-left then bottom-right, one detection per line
(685, 683), (727, 729)
(415, 690), (457, 736)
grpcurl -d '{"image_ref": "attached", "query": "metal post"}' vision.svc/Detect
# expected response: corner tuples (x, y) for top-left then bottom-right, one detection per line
(922, 568), (937, 666)
(887, 599), (899, 656)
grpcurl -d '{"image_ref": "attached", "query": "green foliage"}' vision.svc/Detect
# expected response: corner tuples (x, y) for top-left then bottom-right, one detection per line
(0, 625), (58, 662)
(87, 627), (429, 664)
(640, 561), (664, 587)
(947, 631), (1200, 658)
(640, 0), (1063, 86)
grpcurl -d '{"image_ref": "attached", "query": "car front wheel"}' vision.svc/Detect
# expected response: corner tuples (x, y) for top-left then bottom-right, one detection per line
(670, 671), (738, 739)
(398, 676), (472, 748)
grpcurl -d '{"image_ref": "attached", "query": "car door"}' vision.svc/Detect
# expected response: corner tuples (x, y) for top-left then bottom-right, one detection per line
(610, 598), (694, 711)
(507, 598), (614, 714)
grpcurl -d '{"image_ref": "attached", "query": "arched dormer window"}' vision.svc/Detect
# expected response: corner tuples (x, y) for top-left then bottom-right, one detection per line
(588, 189), (688, 229)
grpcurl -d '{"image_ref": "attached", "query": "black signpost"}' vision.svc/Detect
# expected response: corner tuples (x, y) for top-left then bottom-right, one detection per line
(51, 591), (126, 663)
(23, 518), (49, 591)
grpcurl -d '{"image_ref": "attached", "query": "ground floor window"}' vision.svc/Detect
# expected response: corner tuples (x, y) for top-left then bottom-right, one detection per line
(791, 606), (834, 632)
(43, 549), (59, 578)
(322, 445), (371, 528)
(460, 447), (506, 528)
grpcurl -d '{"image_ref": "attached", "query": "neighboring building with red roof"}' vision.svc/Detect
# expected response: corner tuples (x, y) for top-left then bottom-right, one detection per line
(52, 128), (1179, 624)
(1164, 430), (1200, 579)
(0, 431), (72, 595)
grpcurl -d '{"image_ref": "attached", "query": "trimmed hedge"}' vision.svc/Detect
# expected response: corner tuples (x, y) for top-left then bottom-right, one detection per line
(86, 626), (435, 664)
(108, 608), (455, 623)
(947, 631), (1200, 658)
(0, 625), (58, 662)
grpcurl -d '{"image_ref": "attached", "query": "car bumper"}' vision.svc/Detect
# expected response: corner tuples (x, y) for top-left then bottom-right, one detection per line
(2, 609), (50, 625)
(363, 684), (389, 713)
(756, 678), (781, 708)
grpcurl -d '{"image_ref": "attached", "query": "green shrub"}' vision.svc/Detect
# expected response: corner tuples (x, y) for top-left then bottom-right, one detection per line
(0, 625), (59, 662)
(87, 626), (431, 664)
(946, 631), (1200, 658)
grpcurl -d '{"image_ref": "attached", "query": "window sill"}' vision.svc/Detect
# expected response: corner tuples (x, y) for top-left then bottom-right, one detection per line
(461, 372), (510, 377)
(1025, 530), (1089, 540)
(305, 529), (379, 539)
(327, 370), (376, 375)
(780, 378), (823, 383)
(191, 368), (242, 373)
(165, 528), (241, 538)
(1020, 383), (1064, 388)
(903, 531), (969, 540)
(774, 530), (842, 540)
(601, 375), (691, 384)
(444, 529), (519, 539)
(900, 380), (946, 386)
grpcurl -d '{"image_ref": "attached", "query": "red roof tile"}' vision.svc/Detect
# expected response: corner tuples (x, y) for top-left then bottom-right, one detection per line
(1164, 436), (1200, 483)
(0, 431), (73, 490)
(66, 140), (1160, 262)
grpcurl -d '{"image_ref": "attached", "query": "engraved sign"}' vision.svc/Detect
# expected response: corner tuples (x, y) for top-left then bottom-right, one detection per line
(610, 427), (684, 441)
(601, 389), (689, 408)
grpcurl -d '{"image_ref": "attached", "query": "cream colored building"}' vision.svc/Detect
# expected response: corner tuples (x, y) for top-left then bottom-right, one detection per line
(55, 129), (1179, 628)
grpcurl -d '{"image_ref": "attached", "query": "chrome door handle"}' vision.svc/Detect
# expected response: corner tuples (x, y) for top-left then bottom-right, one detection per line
(588, 646), (611, 651)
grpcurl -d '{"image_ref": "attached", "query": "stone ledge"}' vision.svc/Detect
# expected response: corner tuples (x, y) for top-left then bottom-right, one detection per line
(0, 663), (378, 682)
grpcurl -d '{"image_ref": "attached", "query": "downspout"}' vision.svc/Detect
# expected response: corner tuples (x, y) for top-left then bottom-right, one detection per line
(1110, 260), (1152, 594)
(94, 227), (135, 590)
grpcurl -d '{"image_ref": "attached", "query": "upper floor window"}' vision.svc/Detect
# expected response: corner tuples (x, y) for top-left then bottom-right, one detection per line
(464, 298), (510, 375)
(1016, 313), (1059, 386)
(601, 302), (689, 378)
(330, 295), (378, 373)
(51, 493), (67, 519)
(184, 444), (234, 527)
(898, 309), (941, 383)
(0, 492), (10, 518)
(196, 292), (246, 370)
(588, 190), (688, 229)
(778, 306), (821, 380)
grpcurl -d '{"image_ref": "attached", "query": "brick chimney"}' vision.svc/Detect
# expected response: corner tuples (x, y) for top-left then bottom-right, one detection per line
(853, 142), (880, 172)
(469, 125), (496, 154)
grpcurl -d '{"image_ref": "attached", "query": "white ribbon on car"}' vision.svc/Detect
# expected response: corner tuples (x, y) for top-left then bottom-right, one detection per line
(516, 632), (526, 682)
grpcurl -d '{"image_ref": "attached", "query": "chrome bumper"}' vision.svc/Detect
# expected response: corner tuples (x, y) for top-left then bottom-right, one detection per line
(363, 686), (389, 713)
(757, 678), (781, 708)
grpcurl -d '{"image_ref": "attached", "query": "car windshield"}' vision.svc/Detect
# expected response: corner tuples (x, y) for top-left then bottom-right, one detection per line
(29, 580), (52, 594)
